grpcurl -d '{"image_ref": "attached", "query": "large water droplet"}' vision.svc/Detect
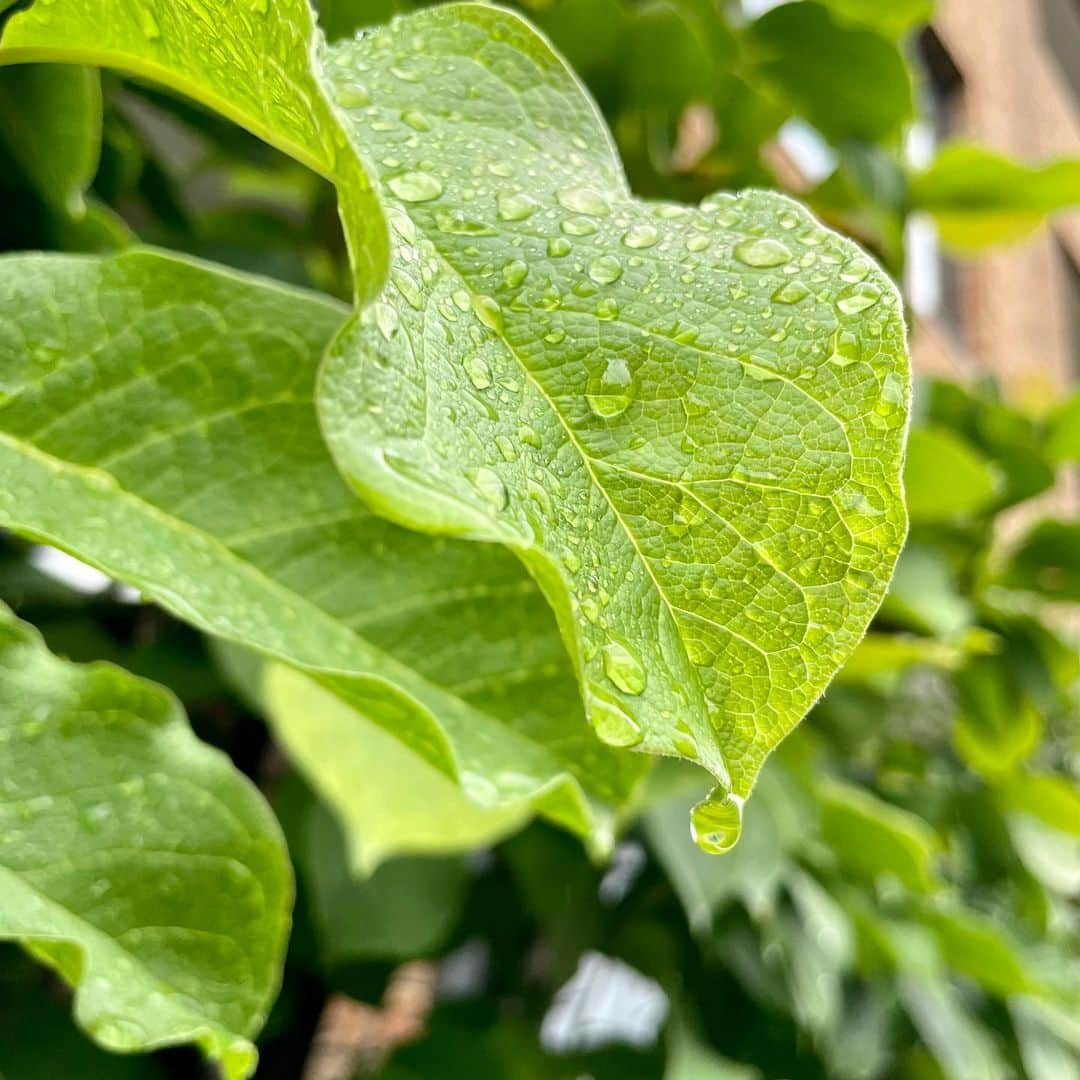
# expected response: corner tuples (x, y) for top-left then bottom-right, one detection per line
(473, 294), (504, 332)
(836, 282), (882, 315)
(401, 109), (431, 131)
(497, 191), (539, 221)
(337, 82), (371, 108)
(623, 223), (660, 249)
(602, 640), (647, 695)
(589, 255), (623, 285)
(388, 171), (444, 203)
(548, 236), (572, 257)
(463, 354), (492, 390)
(557, 186), (610, 216)
(468, 467), (508, 509)
(772, 280), (810, 304)
(590, 696), (643, 747)
(733, 238), (791, 268)
(690, 788), (744, 854)
(503, 259), (528, 288)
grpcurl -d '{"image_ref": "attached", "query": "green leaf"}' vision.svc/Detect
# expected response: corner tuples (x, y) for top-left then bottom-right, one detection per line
(317, 5), (910, 817)
(745, 3), (914, 142)
(903, 427), (1000, 523)
(0, 0), (389, 296)
(813, 0), (933, 38)
(0, 605), (291, 1078)
(1045, 392), (1080, 464)
(817, 779), (941, 892)
(997, 520), (1080, 602)
(0, 250), (639, 863)
(292, 792), (468, 965)
(0, 65), (101, 216)
(910, 143), (1080, 252)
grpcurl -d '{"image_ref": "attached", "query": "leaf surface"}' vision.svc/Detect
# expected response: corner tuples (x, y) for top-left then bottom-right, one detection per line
(317, 5), (910, 816)
(0, 605), (291, 1078)
(0, 250), (640, 863)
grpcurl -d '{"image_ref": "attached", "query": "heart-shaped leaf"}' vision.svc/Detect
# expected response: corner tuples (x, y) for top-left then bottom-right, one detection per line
(0, 250), (641, 865)
(317, 5), (909, 839)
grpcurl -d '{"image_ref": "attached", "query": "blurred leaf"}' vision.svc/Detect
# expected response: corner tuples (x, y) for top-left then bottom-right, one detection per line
(903, 427), (1000, 523)
(995, 772), (1080, 838)
(814, 0), (933, 38)
(879, 543), (974, 639)
(0, 606), (291, 1078)
(997, 520), (1080, 602)
(746, 3), (913, 142)
(666, 1014), (761, 1079)
(1011, 997), (1080, 1080)
(1007, 814), (1080, 897)
(1045, 392), (1080, 464)
(297, 797), (468, 966)
(837, 633), (967, 685)
(911, 144), (1080, 252)
(818, 780), (941, 892)
(0, 65), (101, 217)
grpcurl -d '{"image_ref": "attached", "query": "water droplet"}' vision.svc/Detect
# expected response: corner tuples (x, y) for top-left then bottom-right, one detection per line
(596, 297), (619, 320)
(623, 223), (660, 249)
(686, 233), (709, 253)
(591, 696), (643, 748)
(589, 255), (623, 285)
(548, 236), (572, 257)
(841, 258), (870, 283)
(473, 294), (504, 332)
(497, 191), (539, 221)
(337, 82), (370, 108)
(557, 186), (609, 216)
(388, 171), (444, 203)
(401, 109), (430, 131)
(503, 259), (528, 288)
(374, 302), (399, 341)
(837, 282), (883, 315)
(495, 435), (517, 461)
(463, 354), (492, 389)
(468, 467), (508, 509)
(545, 329), (566, 344)
(691, 788), (744, 854)
(562, 216), (598, 236)
(772, 280), (809, 304)
(733, 238), (791, 268)
(520, 424), (542, 449)
(602, 640), (647, 695)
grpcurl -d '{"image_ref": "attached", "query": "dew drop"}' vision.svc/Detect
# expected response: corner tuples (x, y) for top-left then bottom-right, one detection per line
(590, 696), (644, 748)
(596, 297), (619, 320)
(733, 238), (791, 268)
(690, 788), (744, 854)
(772, 280), (809, 304)
(497, 191), (539, 221)
(556, 186), (609, 216)
(520, 424), (542, 448)
(622, 223), (660, 249)
(473, 294), (504, 332)
(401, 109), (431, 131)
(602, 640), (647, 695)
(373, 302), (399, 341)
(463, 354), (492, 390)
(468, 467), (508, 509)
(837, 282), (882, 315)
(502, 259), (529, 288)
(547, 236), (572, 257)
(562, 216), (598, 236)
(337, 82), (371, 108)
(388, 171), (444, 203)
(588, 254), (623, 285)
(686, 233), (709, 253)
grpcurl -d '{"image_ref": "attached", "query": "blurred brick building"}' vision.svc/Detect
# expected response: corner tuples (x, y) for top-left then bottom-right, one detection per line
(913, 0), (1080, 403)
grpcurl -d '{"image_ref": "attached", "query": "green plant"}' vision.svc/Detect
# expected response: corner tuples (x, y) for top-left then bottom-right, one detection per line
(0, 1), (1077, 1078)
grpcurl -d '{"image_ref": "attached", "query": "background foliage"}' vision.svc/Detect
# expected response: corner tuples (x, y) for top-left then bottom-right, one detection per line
(0, 0), (1077, 1077)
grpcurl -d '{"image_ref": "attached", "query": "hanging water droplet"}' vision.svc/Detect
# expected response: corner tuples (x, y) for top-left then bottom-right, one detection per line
(836, 282), (883, 315)
(690, 787), (744, 854)
(497, 191), (539, 221)
(556, 186), (609, 216)
(623, 223), (660, 249)
(602, 640), (647, 695)
(468, 467), (508, 509)
(388, 171), (444, 203)
(590, 696), (644, 748)
(589, 254), (623, 285)
(733, 238), (791, 268)
(473, 294), (504, 332)
(503, 259), (528, 288)
(463, 354), (492, 390)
